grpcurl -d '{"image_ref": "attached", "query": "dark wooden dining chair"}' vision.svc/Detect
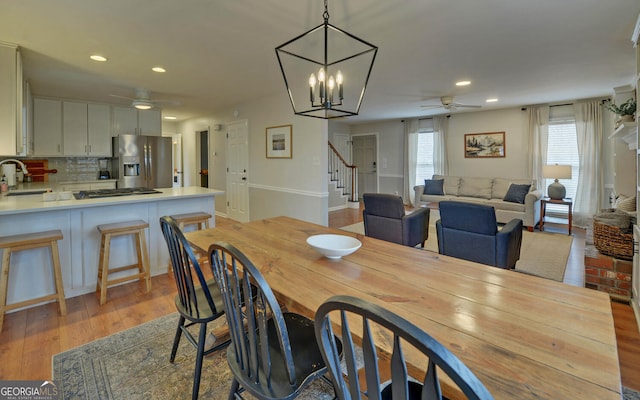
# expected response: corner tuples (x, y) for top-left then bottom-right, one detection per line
(209, 241), (340, 400)
(159, 216), (229, 400)
(315, 295), (494, 400)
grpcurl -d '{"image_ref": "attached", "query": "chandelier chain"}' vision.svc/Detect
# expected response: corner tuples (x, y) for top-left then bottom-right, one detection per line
(323, 0), (329, 22)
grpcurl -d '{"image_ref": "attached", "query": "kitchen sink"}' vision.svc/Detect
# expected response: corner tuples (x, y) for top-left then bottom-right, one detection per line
(5, 188), (52, 196)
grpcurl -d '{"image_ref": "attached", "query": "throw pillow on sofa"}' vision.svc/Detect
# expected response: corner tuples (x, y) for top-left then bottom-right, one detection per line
(424, 179), (445, 195)
(503, 183), (531, 204)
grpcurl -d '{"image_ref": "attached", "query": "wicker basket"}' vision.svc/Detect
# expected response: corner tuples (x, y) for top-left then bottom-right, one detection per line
(593, 210), (634, 260)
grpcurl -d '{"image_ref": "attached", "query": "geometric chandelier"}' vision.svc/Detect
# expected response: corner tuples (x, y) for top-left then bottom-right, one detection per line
(275, 0), (378, 119)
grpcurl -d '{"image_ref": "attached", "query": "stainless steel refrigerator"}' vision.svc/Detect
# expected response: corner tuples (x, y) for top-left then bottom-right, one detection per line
(112, 134), (172, 188)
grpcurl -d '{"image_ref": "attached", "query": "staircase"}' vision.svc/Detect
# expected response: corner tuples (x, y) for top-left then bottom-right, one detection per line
(328, 141), (359, 210)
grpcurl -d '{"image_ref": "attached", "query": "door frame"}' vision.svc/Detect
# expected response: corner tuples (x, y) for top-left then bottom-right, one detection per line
(195, 128), (210, 188)
(171, 133), (183, 188)
(351, 132), (379, 196)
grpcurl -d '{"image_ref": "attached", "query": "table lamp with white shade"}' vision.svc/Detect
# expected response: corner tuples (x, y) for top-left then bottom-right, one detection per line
(543, 164), (572, 200)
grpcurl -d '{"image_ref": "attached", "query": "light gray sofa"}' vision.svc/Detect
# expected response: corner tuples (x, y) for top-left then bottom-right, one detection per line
(414, 175), (543, 231)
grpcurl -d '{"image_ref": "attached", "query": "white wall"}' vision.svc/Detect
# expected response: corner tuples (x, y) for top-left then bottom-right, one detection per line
(350, 120), (404, 195)
(176, 93), (329, 225)
(344, 108), (530, 196)
(342, 105), (625, 210)
(177, 116), (226, 215)
(173, 97), (626, 224)
(446, 108), (528, 179)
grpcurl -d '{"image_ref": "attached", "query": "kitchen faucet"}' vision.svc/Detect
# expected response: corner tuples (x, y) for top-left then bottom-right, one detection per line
(0, 159), (30, 175)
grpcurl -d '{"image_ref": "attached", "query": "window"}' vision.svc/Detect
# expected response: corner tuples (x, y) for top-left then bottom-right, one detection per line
(546, 117), (579, 215)
(415, 132), (435, 185)
(415, 119), (435, 186)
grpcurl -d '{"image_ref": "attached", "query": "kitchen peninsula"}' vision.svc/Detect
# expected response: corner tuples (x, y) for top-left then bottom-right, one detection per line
(0, 186), (223, 308)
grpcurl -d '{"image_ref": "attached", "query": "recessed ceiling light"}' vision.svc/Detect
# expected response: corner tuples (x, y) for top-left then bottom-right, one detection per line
(152, 66), (166, 73)
(455, 80), (471, 86)
(164, 116), (177, 120)
(486, 98), (499, 103)
(90, 55), (108, 62)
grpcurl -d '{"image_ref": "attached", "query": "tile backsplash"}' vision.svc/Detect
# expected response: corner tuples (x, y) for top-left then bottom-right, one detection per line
(42, 157), (110, 182)
(0, 157), (113, 183)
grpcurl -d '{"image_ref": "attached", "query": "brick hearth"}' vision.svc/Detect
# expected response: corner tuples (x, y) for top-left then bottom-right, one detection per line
(584, 245), (633, 301)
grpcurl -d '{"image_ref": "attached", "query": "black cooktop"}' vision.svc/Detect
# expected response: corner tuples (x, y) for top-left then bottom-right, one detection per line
(73, 187), (162, 200)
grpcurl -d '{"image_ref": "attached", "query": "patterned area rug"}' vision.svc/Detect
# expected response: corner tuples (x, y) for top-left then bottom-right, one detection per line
(52, 311), (638, 399)
(340, 210), (571, 282)
(52, 313), (334, 399)
(626, 387), (640, 400)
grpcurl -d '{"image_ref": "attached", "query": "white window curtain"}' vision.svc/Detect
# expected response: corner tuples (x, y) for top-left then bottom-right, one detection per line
(527, 105), (550, 191)
(572, 100), (603, 228)
(403, 119), (420, 205)
(433, 115), (449, 175)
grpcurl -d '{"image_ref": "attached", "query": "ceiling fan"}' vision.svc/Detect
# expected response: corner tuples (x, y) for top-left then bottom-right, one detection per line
(421, 96), (481, 111)
(109, 88), (179, 110)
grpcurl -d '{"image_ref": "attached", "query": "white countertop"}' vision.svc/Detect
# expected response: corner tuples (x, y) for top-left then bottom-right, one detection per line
(0, 186), (224, 216)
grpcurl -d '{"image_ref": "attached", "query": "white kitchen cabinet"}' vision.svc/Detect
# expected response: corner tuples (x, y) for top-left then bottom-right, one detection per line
(138, 109), (162, 135)
(64, 102), (111, 156)
(87, 104), (111, 156)
(112, 106), (138, 136)
(63, 101), (88, 156)
(113, 106), (161, 136)
(0, 188), (220, 302)
(36, 99), (112, 157)
(33, 98), (63, 156)
(0, 43), (24, 156)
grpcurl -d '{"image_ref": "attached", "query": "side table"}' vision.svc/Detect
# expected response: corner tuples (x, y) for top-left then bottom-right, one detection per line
(540, 197), (572, 235)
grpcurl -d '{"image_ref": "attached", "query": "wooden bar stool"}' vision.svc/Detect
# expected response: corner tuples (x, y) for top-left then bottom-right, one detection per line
(167, 212), (212, 272)
(0, 230), (67, 332)
(97, 220), (151, 305)
(172, 212), (212, 231)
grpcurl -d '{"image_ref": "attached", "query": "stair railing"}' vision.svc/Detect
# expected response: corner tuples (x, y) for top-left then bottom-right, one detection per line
(328, 141), (358, 203)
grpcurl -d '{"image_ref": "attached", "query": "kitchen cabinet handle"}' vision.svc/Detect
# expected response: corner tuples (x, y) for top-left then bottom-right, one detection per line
(57, 144), (61, 153)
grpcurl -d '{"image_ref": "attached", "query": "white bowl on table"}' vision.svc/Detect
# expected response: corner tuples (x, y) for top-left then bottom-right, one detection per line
(306, 234), (362, 259)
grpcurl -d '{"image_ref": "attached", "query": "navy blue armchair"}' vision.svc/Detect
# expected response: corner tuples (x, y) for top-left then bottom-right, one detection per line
(436, 201), (522, 269)
(363, 193), (430, 248)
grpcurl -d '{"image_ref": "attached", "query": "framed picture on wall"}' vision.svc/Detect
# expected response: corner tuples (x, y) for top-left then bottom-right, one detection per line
(464, 132), (505, 158)
(266, 125), (292, 158)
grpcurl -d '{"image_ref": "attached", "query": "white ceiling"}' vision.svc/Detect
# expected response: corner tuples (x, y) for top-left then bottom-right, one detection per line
(1, 0), (639, 124)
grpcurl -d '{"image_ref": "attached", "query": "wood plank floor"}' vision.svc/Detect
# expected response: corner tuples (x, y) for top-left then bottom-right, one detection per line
(0, 208), (638, 392)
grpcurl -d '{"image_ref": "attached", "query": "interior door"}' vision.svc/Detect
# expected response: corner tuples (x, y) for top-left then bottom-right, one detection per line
(227, 120), (249, 222)
(352, 134), (377, 198)
(198, 130), (209, 188)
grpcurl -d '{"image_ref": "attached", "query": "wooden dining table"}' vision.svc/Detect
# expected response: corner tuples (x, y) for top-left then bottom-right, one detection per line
(185, 216), (622, 400)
